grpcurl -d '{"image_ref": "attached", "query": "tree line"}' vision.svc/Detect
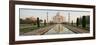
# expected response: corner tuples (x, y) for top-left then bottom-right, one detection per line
(20, 17), (47, 27)
(76, 15), (90, 28)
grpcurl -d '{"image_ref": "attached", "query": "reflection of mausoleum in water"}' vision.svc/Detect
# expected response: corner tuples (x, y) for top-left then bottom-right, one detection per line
(53, 12), (66, 23)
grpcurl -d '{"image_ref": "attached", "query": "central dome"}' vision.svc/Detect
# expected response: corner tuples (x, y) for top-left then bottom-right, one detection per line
(53, 12), (65, 23)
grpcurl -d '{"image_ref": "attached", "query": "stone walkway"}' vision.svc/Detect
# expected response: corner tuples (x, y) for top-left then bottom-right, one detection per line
(21, 25), (55, 36)
(63, 24), (89, 33)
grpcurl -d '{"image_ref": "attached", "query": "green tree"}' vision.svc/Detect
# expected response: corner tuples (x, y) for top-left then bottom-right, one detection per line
(44, 19), (46, 26)
(37, 17), (40, 27)
(20, 18), (24, 24)
(25, 18), (33, 24)
(76, 18), (79, 26)
(39, 19), (43, 23)
(71, 20), (73, 26)
(82, 16), (86, 28)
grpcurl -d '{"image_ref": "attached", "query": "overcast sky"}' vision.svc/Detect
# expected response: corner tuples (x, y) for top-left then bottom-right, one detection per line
(19, 8), (90, 23)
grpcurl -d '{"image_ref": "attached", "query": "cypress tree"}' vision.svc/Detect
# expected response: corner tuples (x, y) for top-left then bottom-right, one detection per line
(44, 19), (46, 26)
(37, 17), (40, 27)
(82, 16), (86, 28)
(76, 18), (79, 27)
(71, 20), (73, 26)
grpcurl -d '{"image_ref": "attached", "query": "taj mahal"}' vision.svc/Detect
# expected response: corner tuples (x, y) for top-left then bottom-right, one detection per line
(53, 12), (66, 23)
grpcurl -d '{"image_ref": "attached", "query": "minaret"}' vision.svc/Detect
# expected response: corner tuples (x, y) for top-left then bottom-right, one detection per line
(47, 12), (48, 23)
(68, 12), (70, 23)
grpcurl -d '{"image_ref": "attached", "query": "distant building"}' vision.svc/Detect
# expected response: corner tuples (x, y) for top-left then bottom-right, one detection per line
(53, 12), (65, 23)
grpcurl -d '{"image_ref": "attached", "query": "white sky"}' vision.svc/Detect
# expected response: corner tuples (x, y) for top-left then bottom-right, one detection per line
(20, 8), (90, 23)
